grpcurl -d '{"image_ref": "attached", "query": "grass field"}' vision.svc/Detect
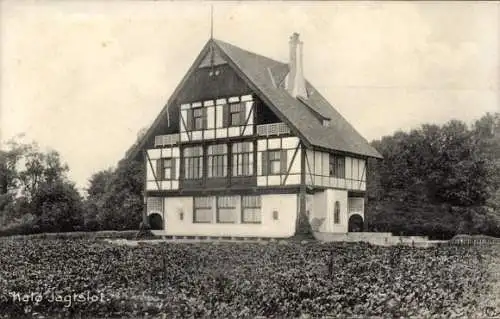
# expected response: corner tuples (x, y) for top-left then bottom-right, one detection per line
(0, 237), (499, 318)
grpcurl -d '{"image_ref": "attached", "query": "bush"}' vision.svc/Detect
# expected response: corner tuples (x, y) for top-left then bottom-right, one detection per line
(3, 230), (139, 240)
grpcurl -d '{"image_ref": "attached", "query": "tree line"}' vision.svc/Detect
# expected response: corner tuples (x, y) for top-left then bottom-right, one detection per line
(366, 112), (500, 239)
(0, 139), (143, 236)
(0, 112), (498, 238)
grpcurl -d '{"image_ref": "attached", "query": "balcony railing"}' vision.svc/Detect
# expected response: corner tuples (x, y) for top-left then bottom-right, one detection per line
(256, 122), (290, 137)
(154, 134), (180, 147)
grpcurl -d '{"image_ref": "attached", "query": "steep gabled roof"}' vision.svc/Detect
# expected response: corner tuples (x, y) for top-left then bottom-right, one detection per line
(126, 38), (382, 160)
(213, 39), (382, 159)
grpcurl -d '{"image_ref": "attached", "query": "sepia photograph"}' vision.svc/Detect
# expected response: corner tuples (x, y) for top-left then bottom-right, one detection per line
(0, 1), (499, 318)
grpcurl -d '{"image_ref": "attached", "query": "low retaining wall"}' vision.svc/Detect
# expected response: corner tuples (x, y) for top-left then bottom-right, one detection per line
(314, 232), (431, 247)
(448, 235), (500, 246)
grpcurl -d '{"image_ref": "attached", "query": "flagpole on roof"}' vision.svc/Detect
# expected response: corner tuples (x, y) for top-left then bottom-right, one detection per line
(210, 4), (214, 40)
(210, 4), (215, 71)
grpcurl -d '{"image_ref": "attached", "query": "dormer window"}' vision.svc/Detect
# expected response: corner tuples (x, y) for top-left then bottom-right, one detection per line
(323, 119), (330, 127)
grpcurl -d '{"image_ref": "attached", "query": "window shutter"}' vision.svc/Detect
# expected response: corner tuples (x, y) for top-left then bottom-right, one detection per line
(171, 158), (176, 180)
(280, 150), (287, 174)
(156, 159), (163, 180)
(186, 109), (193, 131)
(223, 105), (229, 127)
(239, 103), (246, 125)
(261, 151), (268, 175)
(202, 108), (208, 129)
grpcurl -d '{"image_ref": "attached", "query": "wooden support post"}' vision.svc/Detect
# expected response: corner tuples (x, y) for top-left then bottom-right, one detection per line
(142, 150), (151, 229)
(295, 142), (313, 238)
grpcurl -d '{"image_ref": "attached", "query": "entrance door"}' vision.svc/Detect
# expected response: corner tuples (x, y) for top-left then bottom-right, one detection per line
(149, 213), (164, 230)
(348, 214), (363, 232)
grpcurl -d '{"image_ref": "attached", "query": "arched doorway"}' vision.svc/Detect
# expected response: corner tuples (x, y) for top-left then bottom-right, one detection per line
(348, 214), (363, 232)
(148, 213), (164, 230)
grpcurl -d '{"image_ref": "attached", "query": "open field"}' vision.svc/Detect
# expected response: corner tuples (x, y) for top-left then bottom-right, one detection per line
(0, 237), (499, 318)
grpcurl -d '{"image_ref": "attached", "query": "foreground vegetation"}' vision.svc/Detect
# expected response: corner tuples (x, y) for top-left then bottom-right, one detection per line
(0, 238), (498, 318)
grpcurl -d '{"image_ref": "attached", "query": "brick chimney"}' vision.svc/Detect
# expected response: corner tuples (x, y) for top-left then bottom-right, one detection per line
(286, 33), (307, 98)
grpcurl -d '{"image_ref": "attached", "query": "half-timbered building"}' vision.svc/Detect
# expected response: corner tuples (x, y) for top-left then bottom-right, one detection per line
(126, 33), (382, 238)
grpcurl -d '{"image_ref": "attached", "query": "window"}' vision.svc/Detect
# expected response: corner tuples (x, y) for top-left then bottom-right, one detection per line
(262, 150), (287, 175)
(193, 107), (205, 130)
(194, 197), (213, 223)
(217, 196), (238, 223)
(329, 155), (345, 178)
(208, 144), (228, 178)
(186, 107), (206, 131)
(223, 102), (246, 127)
(334, 201), (340, 224)
(230, 103), (245, 126)
(232, 142), (253, 177)
(146, 197), (163, 214)
(184, 146), (203, 179)
(156, 158), (175, 180)
(242, 195), (261, 223)
(272, 210), (279, 220)
(269, 151), (281, 174)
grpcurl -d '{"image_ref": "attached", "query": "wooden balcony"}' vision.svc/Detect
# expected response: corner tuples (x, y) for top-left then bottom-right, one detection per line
(154, 134), (180, 147)
(256, 122), (290, 137)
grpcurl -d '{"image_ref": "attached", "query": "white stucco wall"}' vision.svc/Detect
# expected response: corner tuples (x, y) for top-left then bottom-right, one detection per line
(163, 194), (298, 237)
(310, 189), (350, 233)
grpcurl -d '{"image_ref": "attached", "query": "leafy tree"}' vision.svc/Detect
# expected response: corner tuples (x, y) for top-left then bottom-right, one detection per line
(87, 169), (114, 198)
(31, 180), (83, 233)
(366, 113), (500, 238)
(0, 137), (83, 234)
(84, 160), (143, 231)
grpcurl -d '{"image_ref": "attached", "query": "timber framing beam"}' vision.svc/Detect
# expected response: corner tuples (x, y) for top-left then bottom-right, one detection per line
(358, 162), (366, 190)
(304, 149), (314, 187)
(145, 151), (162, 191)
(282, 142), (300, 185)
(240, 103), (254, 136)
(179, 112), (192, 142)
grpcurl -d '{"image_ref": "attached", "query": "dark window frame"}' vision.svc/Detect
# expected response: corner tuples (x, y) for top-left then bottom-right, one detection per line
(193, 196), (213, 223)
(230, 103), (242, 126)
(216, 196), (238, 224)
(241, 195), (261, 224)
(193, 107), (205, 130)
(184, 146), (203, 180)
(334, 201), (340, 224)
(268, 149), (282, 175)
(156, 158), (175, 180)
(207, 144), (228, 178)
(232, 142), (253, 177)
(329, 154), (346, 178)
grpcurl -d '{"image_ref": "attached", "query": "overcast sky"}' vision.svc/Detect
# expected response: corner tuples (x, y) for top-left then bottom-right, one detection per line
(1, 1), (499, 191)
